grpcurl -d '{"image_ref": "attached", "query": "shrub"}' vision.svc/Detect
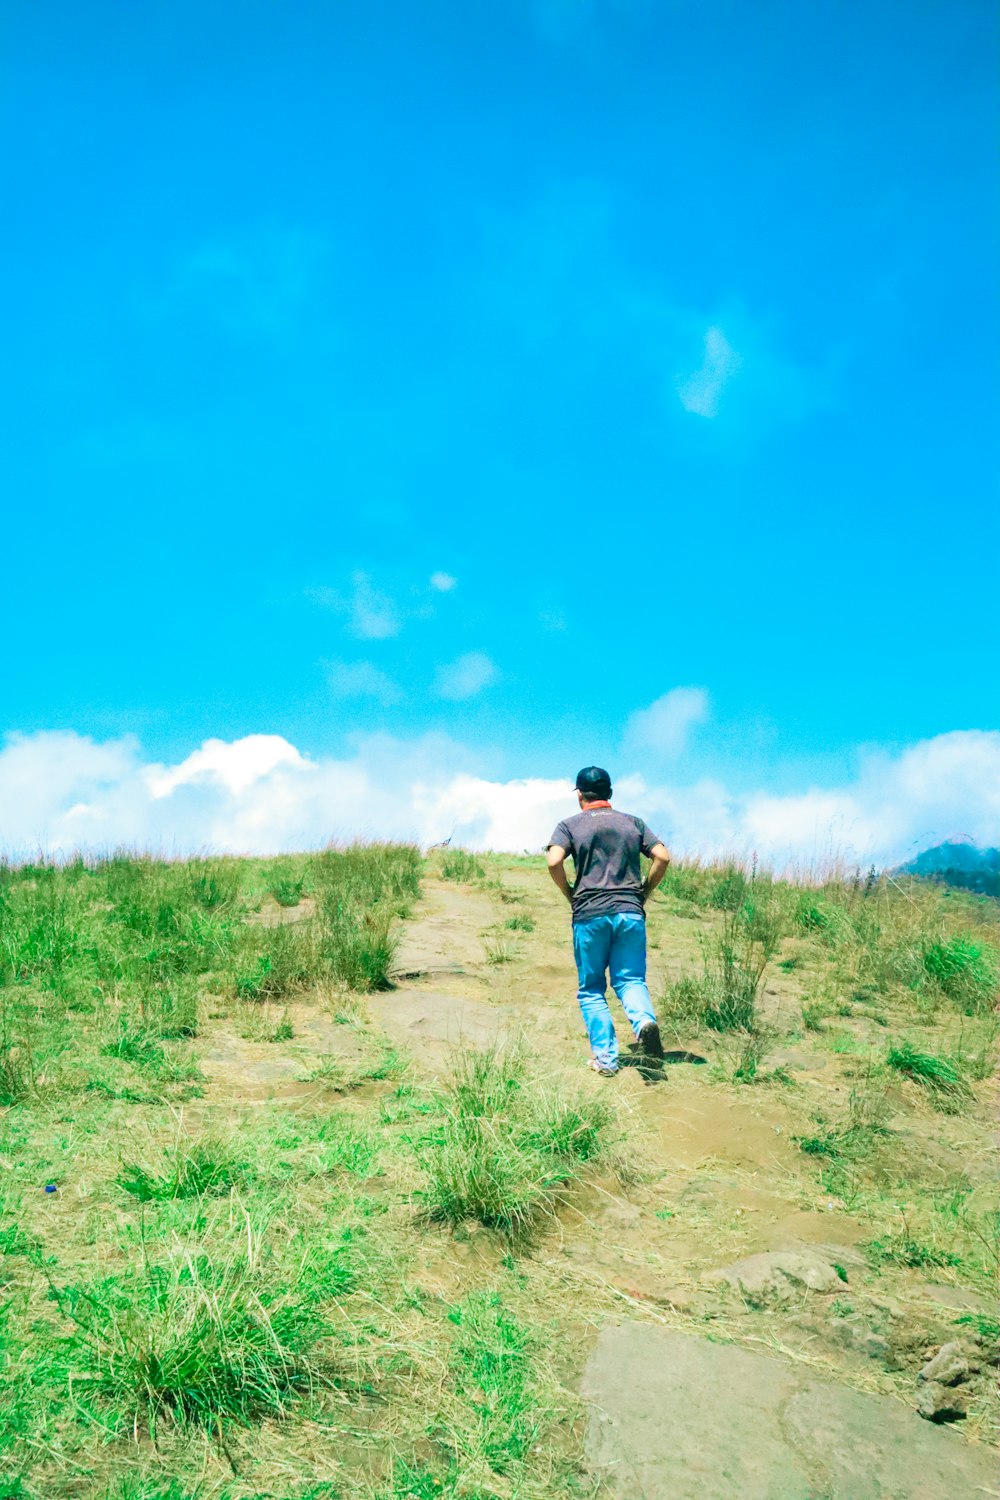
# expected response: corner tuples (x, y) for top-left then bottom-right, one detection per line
(729, 1031), (769, 1084)
(0, 1023), (33, 1107)
(795, 1063), (891, 1161)
(101, 1021), (165, 1070)
(519, 1091), (613, 1163)
(660, 975), (711, 1030)
(151, 981), (199, 1039)
(424, 1114), (552, 1232)
(311, 844), (420, 992)
(864, 1234), (961, 1271)
(315, 894), (397, 992)
(186, 859), (242, 912)
(801, 998), (832, 1031)
(701, 894), (780, 1032)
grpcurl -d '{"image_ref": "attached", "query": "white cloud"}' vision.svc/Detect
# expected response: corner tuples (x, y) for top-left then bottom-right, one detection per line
(308, 572), (400, 640)
(1, 727), (997, 869)
(326, 659), (402, 706)
(147, 735), (306, 799)
(624, 687), (708, 759)
(433, 652), (497, 701)
(429, 571), (457, 592)
(677, 326), (743, 418)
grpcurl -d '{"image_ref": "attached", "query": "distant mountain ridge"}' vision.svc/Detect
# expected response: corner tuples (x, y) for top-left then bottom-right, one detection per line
(898, 840), (1000, 898)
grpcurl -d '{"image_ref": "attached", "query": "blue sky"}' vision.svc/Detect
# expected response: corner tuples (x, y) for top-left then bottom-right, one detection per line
(1, 1), (997, 856)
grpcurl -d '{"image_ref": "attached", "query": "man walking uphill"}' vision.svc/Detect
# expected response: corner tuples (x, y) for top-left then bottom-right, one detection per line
(547, 767), (671, 1075)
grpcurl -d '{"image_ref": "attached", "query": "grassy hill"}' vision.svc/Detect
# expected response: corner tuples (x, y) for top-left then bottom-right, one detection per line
(1, 848), (997, 1498)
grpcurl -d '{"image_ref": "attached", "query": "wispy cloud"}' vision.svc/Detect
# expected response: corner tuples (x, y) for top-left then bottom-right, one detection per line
(326, 659), (402, 706)
(676, 326), (743, 417)
(308, 572), (401, 640)
(309, 569), (461, 638)
(153, 228), (329, 338)
(624, 687), (708, 759)
(434, 652), (497, 701)
(3, 726), (997, 866)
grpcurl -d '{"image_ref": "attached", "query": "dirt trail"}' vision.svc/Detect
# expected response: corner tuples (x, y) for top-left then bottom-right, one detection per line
(194, 866), (996, 1494)
(378, 869), (999, 1495)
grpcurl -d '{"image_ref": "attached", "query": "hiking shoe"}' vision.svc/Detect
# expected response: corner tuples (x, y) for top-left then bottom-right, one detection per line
(637, 1021), (664, 1061)
(587, 1058), (618, 1077)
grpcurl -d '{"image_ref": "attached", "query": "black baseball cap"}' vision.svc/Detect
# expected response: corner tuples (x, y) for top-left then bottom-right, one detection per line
(575, 765), (612, 798)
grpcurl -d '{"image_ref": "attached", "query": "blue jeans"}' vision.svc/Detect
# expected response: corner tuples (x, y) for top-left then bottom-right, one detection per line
(572, 912), (657, 1072)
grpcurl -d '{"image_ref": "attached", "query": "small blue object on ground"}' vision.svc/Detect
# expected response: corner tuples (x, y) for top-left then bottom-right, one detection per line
(43, 1184), (58, 1194)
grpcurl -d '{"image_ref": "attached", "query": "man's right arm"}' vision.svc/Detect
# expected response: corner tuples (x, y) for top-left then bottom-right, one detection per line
(547, 845), (574, 905)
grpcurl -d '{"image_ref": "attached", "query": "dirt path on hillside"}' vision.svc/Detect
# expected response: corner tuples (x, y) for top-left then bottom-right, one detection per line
(382, 874), (866, 1273)
(375, 869), (999, 1495)
(193, 866), (997, 1494)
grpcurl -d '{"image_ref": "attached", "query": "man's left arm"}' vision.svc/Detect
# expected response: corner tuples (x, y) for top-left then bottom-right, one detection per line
(641, 829), (671, 903)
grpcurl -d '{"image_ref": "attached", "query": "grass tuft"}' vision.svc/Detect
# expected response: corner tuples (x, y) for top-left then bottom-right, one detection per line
(922, 935), (999, 1013)
(48, 1219), (338, 1430)
(504, 914), (535, 933)
(441, 850), (485, 884)
(886, 1039), (972, 1110)
(420, 1048), (613, 1232)
(118, 1136), (254, 1201)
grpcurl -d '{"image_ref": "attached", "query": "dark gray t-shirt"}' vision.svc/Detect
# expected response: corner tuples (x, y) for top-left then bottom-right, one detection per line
(547, 808), (663, 923)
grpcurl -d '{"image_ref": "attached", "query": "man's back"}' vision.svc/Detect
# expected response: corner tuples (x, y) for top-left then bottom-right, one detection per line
(548, 807), (661, 922)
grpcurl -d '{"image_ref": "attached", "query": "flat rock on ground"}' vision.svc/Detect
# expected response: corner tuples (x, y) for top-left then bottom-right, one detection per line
(705, 1248), (845, 1298)
(582, 1322), (997, 1499)
(367, 987), (512, 1053)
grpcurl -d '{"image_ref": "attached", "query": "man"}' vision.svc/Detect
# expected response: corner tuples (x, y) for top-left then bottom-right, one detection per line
(547, 766), (671, 1076)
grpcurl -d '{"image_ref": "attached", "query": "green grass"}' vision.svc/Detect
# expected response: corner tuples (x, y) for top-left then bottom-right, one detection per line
(440, 849), (485, 883)
(864, 1232), (961, 1271)
(724, 1030), (792, 1086)
(267, 863), (306, 908)
(661, 885), (781, 1034)
(117, 1135), (255, 1202)
(483, 933), (517, 965)
(801, 998), (833, 1031)
(922, 935), (999, 1012)
(1, 847), (997, 1496)
(794, 895), (835, 934)
(46, 1216), (341, 1430)
(503, 913), (535, 933)
(419, 1047), (615, 1232)
(886, 1038), (972, 1109)
(446, 1291), (539, 1475)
